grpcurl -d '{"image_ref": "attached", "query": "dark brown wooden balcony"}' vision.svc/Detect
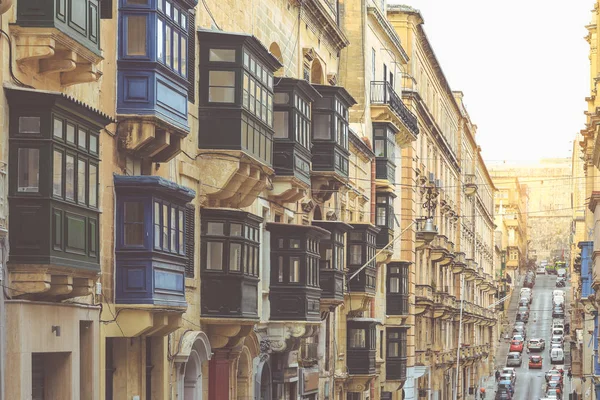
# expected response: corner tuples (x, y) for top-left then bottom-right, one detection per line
(347, 319), (377, 375)
(312, 220), (352, 307)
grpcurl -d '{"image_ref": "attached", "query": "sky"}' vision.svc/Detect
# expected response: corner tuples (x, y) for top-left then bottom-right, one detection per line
(389, 0), (591, 163)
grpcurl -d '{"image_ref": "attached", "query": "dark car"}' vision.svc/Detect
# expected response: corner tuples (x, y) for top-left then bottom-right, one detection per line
(552, 306), (565, 318)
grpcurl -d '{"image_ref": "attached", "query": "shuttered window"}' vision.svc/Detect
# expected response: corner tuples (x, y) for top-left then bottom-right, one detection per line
(187, 11), (196, 103)
(185, 204), (195, 277)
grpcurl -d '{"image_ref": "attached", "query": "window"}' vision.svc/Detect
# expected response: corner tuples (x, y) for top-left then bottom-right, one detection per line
(126, 15), (147, 56)
(350, 244), (362, 265)
(210, 48), (236, 62)
(89, 164), (98, 208)
(349, 328), (366, 348)
(65, 155), (75, 201)
(77, 159), (86, 204)
(53, 118), (63, 139)
(17, 148), (39, 193)
(208, 71), (235, 103)
(290, 257), (300, 283)
(53, 150), (63, 197)
(386, 329), (407, 359)
(19, 117), (40, 134)
(124, 201), (144, 246)
(201, 212), (261, 276)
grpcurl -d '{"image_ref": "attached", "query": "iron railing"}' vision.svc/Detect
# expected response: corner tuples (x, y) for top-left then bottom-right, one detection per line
(370, 81), (419, 135)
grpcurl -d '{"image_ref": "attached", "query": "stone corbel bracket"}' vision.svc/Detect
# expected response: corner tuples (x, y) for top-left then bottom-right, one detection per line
(10, 26), (103, 86)
(256, 322), (320, 353)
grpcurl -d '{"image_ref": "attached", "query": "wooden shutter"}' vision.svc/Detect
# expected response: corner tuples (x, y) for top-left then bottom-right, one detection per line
(185, 204), (195, 277)
(187, 11), (196, 103)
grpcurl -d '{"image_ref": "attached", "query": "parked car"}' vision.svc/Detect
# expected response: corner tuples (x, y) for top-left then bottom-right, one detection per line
(519, 297), (530, 307)
(528, 338), (545, 351)
(529, 355), (543, 369)
(552, 328), (564, 337)
(557, 269), (567, 278)
(537, 267), (546, 274)
(523, 278), (535, 288)
(553, 296), (565, 307)
(501, 367), (517, 381)
(513, 326), (527, 339)
(552, 306), (565, 318)
(499, 373), (515, 385)
(548, 375), (563, 388)
(498, 380), (514, 395)
(512, 334), (525, 342)
(510, 340), (524, 352)
(506, 352), (522, 367)
(553, 290), (565, 298)
(550, 348), (565, 364)
(546, 369), (564, 382)
(545, 389), (561, 400)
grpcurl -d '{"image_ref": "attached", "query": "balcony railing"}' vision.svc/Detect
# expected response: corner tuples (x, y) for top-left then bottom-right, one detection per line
(370, 81), (419, 135)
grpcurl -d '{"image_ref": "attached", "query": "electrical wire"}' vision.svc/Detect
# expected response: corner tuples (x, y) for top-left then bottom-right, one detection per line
(201, 0), (221, 30)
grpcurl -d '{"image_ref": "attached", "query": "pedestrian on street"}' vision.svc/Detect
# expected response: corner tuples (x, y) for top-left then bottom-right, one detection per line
(568, 368), (572, 380)
(495, 370), (500, 381)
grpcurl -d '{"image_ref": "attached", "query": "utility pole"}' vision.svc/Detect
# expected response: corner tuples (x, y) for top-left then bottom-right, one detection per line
(454, 273), (465, 400)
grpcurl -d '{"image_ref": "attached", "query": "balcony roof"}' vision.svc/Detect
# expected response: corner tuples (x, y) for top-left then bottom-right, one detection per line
(114, 175), (195, 202)
(274, 77), (322, 102)
(4, 85), (114, 127)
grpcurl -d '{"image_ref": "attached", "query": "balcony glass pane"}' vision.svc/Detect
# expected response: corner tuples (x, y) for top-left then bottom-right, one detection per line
(67, 123), (76, 144)
(278, 256), (284, 282)
(209, 49), (236, 62)
(157, 19), (164, 62)
(77, 159), (86, 204)
(78, 128), (87, 150)
(231, 223), (243, 237)
(290, 257), (300, 282)
(162, 204), (169, 250)
(350, 244), (362, 265)
(65, 155), (75, 201)
(53, 118), (64, 139)
(154, 202), (161, 248)
(127, 16), (147, 56)
(53, 150), (63, 197)
(388, 342), (399, 357)
(207, 222), (224, 235)
(206, 241), (223, 269)
(230, 243), (241, 271)
(313, 114), (331, 139)
(375, 139), (385, 157)
(274, 111), (288, 139)
(208, 71), (235, 103)
(349, 328), (366, 348)
(389, 277), (400, 293)
(170, 207), (176, 251)
(178, 210), (184, 254)
(124, 201), (144, 246)
(89, 164), (97, 207)
(336, 246), (344, 270)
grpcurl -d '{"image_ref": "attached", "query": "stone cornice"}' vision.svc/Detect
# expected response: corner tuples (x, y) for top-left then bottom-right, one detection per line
(292, 0), (349, 53)
(366, 6), (409, 63)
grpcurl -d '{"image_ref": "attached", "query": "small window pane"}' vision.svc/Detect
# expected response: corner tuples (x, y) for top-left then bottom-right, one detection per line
(313, 114), (331, 139)
(231, 223), (243, 237)
(274, 92), (289, 104)
(89, 164), (98, 207)
(350, 244), (362, 265)
(89, 135), (98, 154)
(78, 129), (87, 149)
(209, 49), (236, 62)
(65, 155), (75, 201)
(274, 111), (288, 139)
(53, 118), (64, 139)
(388, 342), (399, 357)
(207, 222), (224, 235)
(290, 239), (300, 249)
(173, 31), (179, 72)
(127, 15), (147, 56)
(178, 210), (184, 254)
(154, 202), (161, 248)
(209, 71), (235, 103)
(18, 117), (40, 133)
(230, 243), (242, 271)
(278, 256), (284, 282)
(53, 150), (63, 197)
(66, 124), (76, 143)
(349, 329), (366, 348)
(162, 204), (169, 250)
(180, 37), (187, 77)
(157, 19), (164, 62)
(390, 277), (400, 293)
(124, 201), (144, 246)
(206, 242), (223, 270)
(165, 25), (171, 65)
(290, 257), (300, 283)
(77, 159), (86, 204)
(170, 207), (176, 251)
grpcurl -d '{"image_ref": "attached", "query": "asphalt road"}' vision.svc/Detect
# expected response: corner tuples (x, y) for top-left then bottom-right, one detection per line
(496, 273), (570, 400)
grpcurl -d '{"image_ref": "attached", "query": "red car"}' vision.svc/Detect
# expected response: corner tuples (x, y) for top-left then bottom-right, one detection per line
(510, 340), (524, 352)
(529, 355), (543, 369)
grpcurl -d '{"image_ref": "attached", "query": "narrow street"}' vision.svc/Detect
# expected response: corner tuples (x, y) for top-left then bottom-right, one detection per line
(488, 274), (571, 399)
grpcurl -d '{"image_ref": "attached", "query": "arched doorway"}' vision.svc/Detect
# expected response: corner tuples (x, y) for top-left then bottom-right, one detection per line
(237, 347), (252, 400)
(176, 331), (212, 400)
(269, 42), (284, 77)
(183, 349), (202, 400)
(254, 359), (272, 400)
(310, 59), (324, 84)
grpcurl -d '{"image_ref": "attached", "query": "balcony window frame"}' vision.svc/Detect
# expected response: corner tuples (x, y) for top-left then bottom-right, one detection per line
(347, 225), (379, 292)
(201, 216), (260, 277)
(376, 193), (395, 230)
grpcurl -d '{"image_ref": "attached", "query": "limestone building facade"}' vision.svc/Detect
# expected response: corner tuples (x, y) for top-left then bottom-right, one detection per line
(0, 1), (498, 399)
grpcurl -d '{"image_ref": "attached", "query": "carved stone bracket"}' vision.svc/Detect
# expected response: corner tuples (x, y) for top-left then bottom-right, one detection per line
(255, 322), (320, 353)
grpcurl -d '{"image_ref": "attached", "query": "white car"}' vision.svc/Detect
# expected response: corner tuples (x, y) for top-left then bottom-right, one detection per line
(550, 348), (565, 364)
(536, 267), (546, 274)
(550, 335), (563, 345)
(553, 290), (565, 298)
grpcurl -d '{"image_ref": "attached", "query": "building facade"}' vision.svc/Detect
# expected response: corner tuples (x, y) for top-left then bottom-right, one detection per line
(388, 6), (498, 400)
(0, 1), (497, 400)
